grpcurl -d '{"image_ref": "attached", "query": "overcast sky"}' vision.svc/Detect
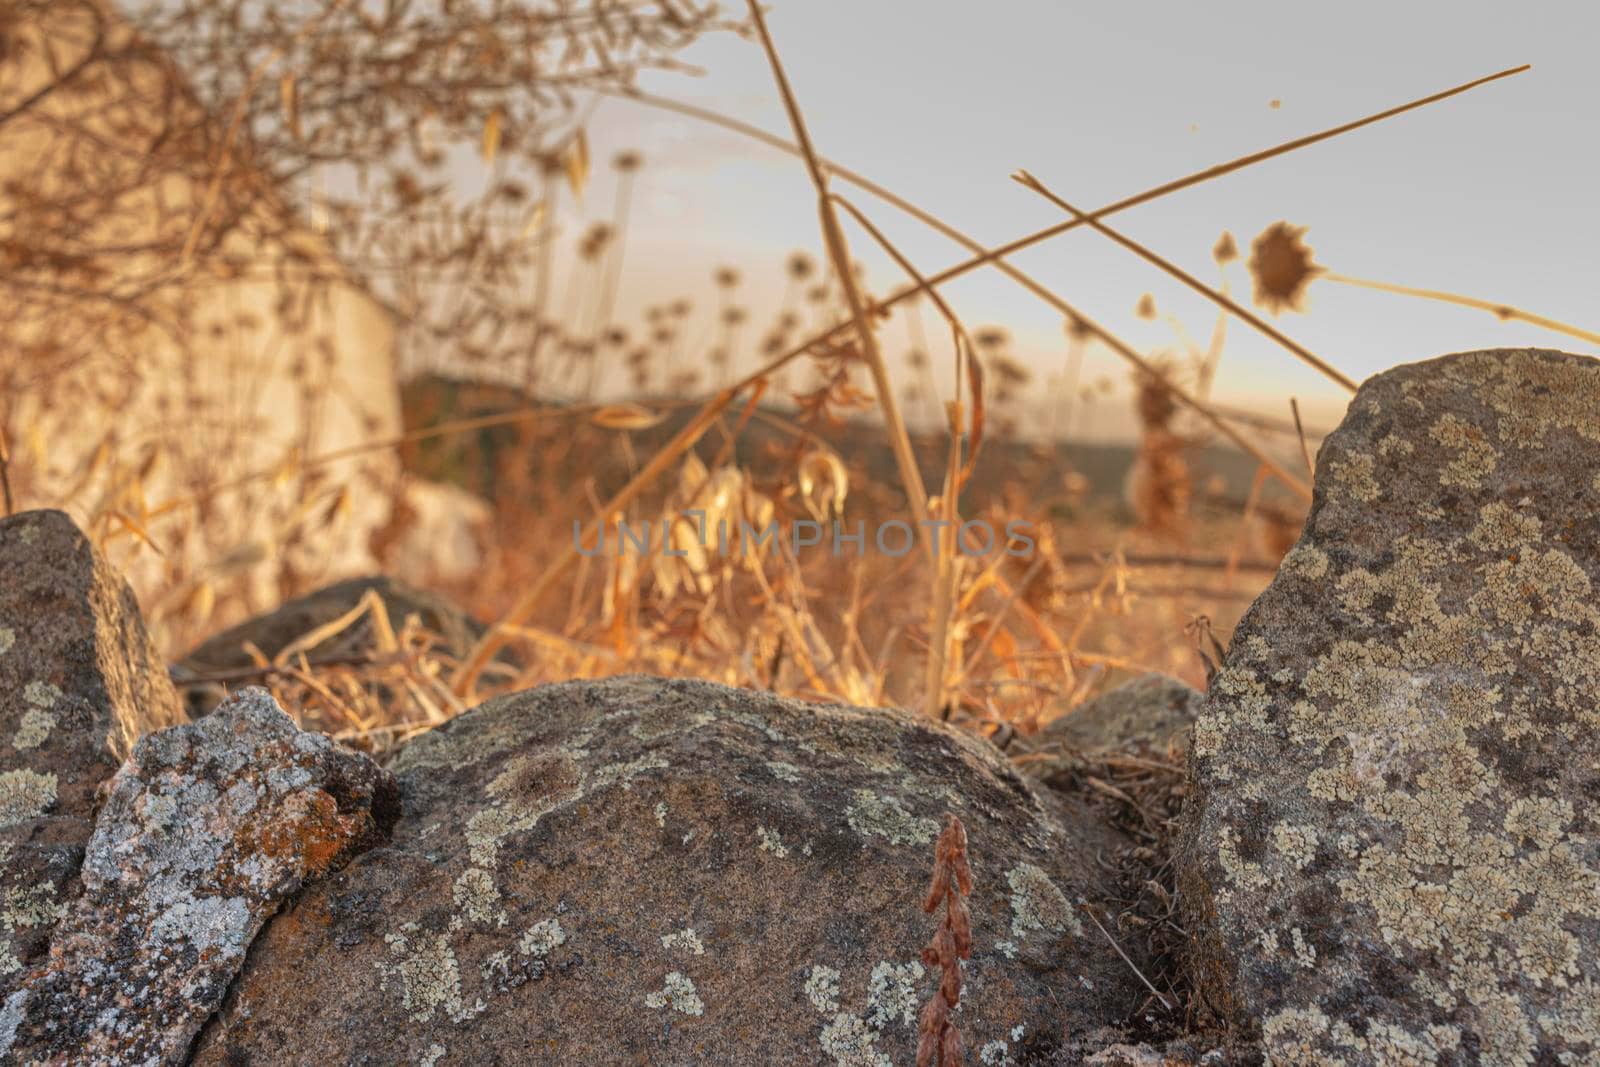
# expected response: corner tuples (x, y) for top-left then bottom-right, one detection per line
(557, 0), (1596, 439)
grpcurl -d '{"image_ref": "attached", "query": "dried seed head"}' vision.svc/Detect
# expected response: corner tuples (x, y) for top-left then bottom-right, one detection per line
(1248, 220), (1322, 315)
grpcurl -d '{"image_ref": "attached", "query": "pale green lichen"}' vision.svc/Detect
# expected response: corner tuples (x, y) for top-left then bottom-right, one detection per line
(1199, 351), (1600, 1062)
(756, 825), (789, 858)
(661, 927), (705, 956)
(22, 681), (59, 709)
(12, 709), (54, 752)
(379, 926), (482, 1024)
(518, 918), (566, 958)
(0, 770), (57, 827)
(979, 1040), (1012, 1066)
(818, 1011), (889, 1067)
(1330, 452), (1381, 502)
(450, 868), (506, 929)
(0, 627), (14, 656)
(12, 682), (60, 751)
(1005, 863), (1081, 939)
(1429, 412), (1497, 489)
(844, 790), (937, 846)
(864, 961), (923, 1030)
(766, 760), (803, 782)
(644, 971), (704, 1016)
(804, 965), (841, 1013)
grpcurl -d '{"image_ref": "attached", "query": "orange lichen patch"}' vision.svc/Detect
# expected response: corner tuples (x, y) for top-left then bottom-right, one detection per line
(253, 790), (365, 876)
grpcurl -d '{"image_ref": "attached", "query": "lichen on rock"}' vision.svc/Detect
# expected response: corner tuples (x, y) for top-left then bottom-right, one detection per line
(188, 675), (1142, 1064)
(1180, 349), (1600, 1064)
(2, 688), (396, 1065)
(0, 509), (186, 1003)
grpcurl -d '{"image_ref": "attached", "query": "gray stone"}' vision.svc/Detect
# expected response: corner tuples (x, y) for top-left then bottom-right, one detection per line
(175, 575), (498, 716)
(0, 509), (184, 993)
(1179, 349), (1600, 1063)
(2, 688), (397, 1065)
(192, 675), (1147, 1065)
(1036, 674), (1201, 756)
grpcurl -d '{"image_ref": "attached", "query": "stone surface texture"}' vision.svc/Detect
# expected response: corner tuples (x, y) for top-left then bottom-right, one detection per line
(1, 688), (397, 1065)
(1180, 349), (1600, 1064)
(1037, 674), (1202, 755)
(192, 675), (1146, 1065)
(0, 509), (184, 994)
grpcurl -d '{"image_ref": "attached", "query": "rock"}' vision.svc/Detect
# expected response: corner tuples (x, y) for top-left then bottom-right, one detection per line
(0, 509), (184, 989)
(181, 574), (487, 674)
(1179, 349), (1600, 1063)
(2, 688), (397, 1064)
(176, 575), (493, 716)
(1036, 674), (1202, 755)
(192, 675), (1146, 1065)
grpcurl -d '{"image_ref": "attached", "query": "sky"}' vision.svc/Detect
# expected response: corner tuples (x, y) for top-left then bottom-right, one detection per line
(549, 0), (1597, 440)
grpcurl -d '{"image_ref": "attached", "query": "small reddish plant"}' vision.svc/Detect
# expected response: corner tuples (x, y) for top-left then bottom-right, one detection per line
(918, 814), (974, 1067)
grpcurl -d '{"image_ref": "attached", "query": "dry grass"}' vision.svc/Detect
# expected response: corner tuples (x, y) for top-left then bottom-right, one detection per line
(3, 4), (1566, 767)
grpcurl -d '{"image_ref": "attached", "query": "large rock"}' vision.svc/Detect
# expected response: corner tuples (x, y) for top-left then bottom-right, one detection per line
(193, 675), (1147, 1064)
(1180, 349), (1600, 1063)
(0, 509), (184, 988)
(1, 688), (397, 1064)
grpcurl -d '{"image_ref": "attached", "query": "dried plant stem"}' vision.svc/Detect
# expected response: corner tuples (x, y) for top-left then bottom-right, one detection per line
(1323, 273), (1600, 347)
(451, 388), (739, 696)
(179, 0), (356, 267)
(613, 65), (1526, 297)
(0, 433), (13, 517)
(1013, 170), (1359, 393)
(918, 814), (973, 1067)
(1290, 398), (1316, 480)
(745, 0), (932, 558)
(149, 64), (1524, 530)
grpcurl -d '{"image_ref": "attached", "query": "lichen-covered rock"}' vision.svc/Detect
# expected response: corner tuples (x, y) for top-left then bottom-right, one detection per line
(0, 509), (184, 991)
(1179, 349), (1600, 1063)
(1037, 674), (1201, 755)
(1, 688), (397, 1064)
(192, 675), (1146, 1065)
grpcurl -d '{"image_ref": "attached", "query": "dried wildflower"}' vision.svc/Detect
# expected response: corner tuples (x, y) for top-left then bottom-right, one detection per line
(990, 354), (1031, 388)
(713, 266), (741, 289)
(917, 815), (973, 1067)
(973, 326), (1009, 351)
(787, 251), (815, 280)
(577, 223), (614, 261)
(1134, 293), (1157, 320)
(1213, 230), (1239, 265)
(1248, 221), (1322, 315)
(612, 150), (643, 173)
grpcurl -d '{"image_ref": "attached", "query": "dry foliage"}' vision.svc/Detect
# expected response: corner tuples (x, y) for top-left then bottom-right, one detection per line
(0, 0), (1567, 767)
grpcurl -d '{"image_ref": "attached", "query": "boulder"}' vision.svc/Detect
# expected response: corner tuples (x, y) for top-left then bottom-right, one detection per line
(1, 688), (397, 1064)
(1180, 349), (1600, 1063)
(175, 575), (493, 716)
(193, 675), (1148, 1064)
(1036, 674), (1202, 756)
(0, 509), (184, 990)
(180, 574), (487, 674)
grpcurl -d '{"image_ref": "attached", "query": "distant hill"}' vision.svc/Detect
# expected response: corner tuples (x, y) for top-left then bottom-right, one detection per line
(399, 374), (1305, 522)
